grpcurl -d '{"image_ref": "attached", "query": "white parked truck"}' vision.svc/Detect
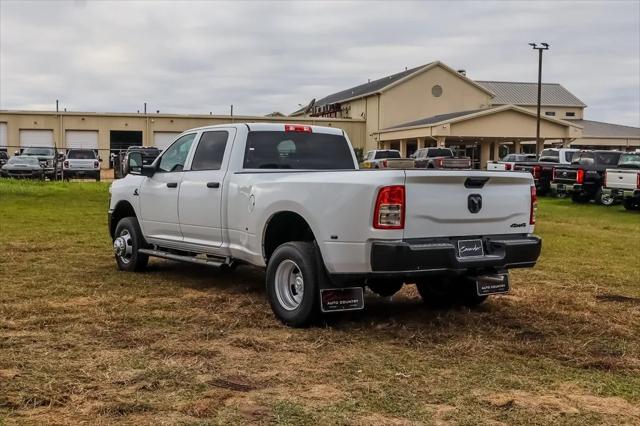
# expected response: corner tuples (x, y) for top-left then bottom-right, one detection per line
(487, 153), (537, 171)
(63, 149), (102, 181)
(602, 152), (640, 211)
(108, 123), (541, 326)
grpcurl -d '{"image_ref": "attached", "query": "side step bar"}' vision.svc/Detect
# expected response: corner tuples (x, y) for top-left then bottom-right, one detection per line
(138, 248), (231, 268)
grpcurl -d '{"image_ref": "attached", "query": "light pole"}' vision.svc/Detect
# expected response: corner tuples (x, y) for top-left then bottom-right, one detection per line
(529, 42), (549, 155)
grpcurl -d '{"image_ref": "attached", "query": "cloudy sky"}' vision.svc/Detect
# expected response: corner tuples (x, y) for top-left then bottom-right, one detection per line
(1, 0), (639, 126)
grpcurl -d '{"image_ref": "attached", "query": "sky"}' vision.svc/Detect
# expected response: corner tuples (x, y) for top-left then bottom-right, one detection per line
(1, 0), (639, 126)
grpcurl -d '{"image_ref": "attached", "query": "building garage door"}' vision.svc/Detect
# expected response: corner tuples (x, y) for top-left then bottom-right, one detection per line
(66, 130), (99, 149)
(20, 129), (54, 147)
(153, 132), (180, 151)
(0, 123), (7, 151)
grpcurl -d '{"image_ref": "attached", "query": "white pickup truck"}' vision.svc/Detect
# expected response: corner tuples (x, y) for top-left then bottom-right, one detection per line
(63, 149), (102, 181)
(603, 152), (640, 211)
(487, 153), (537, 171)
(108, 123), (541, 326)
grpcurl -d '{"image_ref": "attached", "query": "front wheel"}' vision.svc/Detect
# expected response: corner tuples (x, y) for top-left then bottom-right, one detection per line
(623, 198), (640, 211)
(113, 217), (148, 271)
(266, 242), (319, 327)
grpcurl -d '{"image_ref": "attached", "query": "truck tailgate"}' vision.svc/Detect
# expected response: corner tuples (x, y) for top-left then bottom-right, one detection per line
(403, 170), (534, 238)
(606, 169), (639, 190)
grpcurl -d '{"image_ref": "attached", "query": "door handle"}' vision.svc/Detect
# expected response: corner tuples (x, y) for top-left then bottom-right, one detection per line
(206, 182), (220, 188)
(166, 182), (178, 188)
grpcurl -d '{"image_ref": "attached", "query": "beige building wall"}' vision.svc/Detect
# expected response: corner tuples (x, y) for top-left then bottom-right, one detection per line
(0, 111), (366, 168)
(379, 65), (492, 129)
(517, 105), (584, 120)
(450, 110), (574, 139)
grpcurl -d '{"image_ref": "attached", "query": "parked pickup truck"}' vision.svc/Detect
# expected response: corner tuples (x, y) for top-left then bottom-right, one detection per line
(550, 150), (623, 205)
(513, 148), (579, 196)
(16, 146), (63, 180)
(602, 152), (640, 211)
(108, 123), (541, 326)
(361, 149), (414, 169)
(488, 154), (537, 171)
(63, 149), (102, 181)
(412, 147), (471, 169)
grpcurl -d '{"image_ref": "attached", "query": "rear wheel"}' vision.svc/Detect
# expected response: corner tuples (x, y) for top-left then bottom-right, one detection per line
(596, 189), (615, 206)
(113, 217), (148, 271)
(623, 198), (640, 211)
(266, 242), (319, 327)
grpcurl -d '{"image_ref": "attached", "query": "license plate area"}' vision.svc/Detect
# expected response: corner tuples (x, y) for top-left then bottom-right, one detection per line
(476, 273), (509, 296)
(457, 239), (484, 258)
(320, 287), (364, 313)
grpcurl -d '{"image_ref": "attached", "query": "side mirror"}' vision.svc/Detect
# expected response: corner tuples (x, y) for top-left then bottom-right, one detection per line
(14, 151), (19, 156)
(127, 152), (155, 177)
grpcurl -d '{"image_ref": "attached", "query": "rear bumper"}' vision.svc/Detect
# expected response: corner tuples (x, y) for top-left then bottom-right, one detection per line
(602, 187), (640, 200)
(369, 234), (541, 275)
(64, 169), (100, 177)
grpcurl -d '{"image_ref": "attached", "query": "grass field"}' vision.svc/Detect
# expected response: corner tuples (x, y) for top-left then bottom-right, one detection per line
(1, 180), (639, 425)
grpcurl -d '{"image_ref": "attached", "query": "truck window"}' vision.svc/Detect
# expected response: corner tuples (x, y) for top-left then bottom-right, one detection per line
(597, 152), (621, 166)
(572, 152), (595, 166)
(158, 133), (196, 173)
(374, 150), (401, 159)
(565, 151), (576, 162)
(191, 131), (228, 171)
(243, 131), (355, 170)
(67, 150), (96, 159)
(426, 148), (453, 157)
(539, 149), (560, 162)
(618, 154), (640, 168)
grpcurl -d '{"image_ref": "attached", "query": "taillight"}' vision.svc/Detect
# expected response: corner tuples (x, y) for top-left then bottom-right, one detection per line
(436, 157), (444, 168)
(576, 169), (585, 184)
(637, 173), (640, 189)
(63, 160), (69, 168)
(530, 185), (537, 225)
(284, 124), (312, 133)
(533, 165), (541, 180)
(94, 160), (100, 168)
(373, 185), (405, 229)
(505, 163), (512, 171)
(382, 160), (388, 168)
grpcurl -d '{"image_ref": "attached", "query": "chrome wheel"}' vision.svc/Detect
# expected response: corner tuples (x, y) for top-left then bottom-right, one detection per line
(600, 193), (614, 206)
(274, 259), (304, 311)
(113, 229), (133, 264)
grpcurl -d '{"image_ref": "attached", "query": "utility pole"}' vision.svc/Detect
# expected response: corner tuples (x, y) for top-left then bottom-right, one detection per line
(144, 102), (147, 114)
(56, 99), (59, 112)
(529, 42), (549, 156)
(230, 104), (234, 117)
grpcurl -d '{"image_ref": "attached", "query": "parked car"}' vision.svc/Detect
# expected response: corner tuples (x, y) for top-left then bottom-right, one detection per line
(602, 152), (640, 211)
(0, 151), (8, 168)
(114, 146), (161, 178)
(487, 153), (537, 171)
(550, 150), (623, 204)
(510, 148), (579, 196)
(412, 147), (471, 169)
(1, 156), (45, 179)
(16, 146), (63, 180)
(63, 149), (101, 181)
(108, 123), (541, 327)
(361, 149), (414, 169)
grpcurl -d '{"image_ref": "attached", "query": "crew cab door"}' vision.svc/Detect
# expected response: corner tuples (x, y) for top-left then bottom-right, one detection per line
(178, 129), (235, 247)
(139, 133), (196, 242)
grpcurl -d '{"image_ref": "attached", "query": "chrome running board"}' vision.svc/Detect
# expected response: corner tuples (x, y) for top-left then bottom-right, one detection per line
(138, 248), (231, 268)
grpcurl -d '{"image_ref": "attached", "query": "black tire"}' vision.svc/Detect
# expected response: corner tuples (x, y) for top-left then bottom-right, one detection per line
(95, 172), (101, 182)
(571, 192), (590, 203)
(113, 217), (148, 272)
(623, 198), (640, 211)
(595, 189), (614, 206)
(266, 242), (319, 327)
(555, 191), (568, 199)
(366, 279), (403, 297)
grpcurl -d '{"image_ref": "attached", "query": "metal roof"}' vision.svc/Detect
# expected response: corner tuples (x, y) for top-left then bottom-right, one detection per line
(384, 108), (494, 130)
(476, 81), (586, 107)
(572, 119), (640, 138)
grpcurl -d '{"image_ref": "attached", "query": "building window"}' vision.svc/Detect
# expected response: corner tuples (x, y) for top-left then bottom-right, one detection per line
(431, 85), (443, 97)
(566, 112), (576, 117)
(545, 111), (556, 116)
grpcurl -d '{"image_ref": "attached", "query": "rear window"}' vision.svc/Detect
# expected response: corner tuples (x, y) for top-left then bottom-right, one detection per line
(565, 151), (576, 162)
(243, 131), (355, 170)
(67, 150), (96, 159)
(539, 149), (560, 162)
(597, 152), (621, 166)
(374, 150), (401, 159)
(425, 148), (453, 158)
(572, 152), (595, 166)
(618, 154), (640, 168)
